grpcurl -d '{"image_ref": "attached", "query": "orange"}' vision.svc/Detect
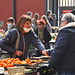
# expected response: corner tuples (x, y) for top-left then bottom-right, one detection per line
(25, 58), (31, 63)
(17, 61), (21, 64)
(0, 62), (3, 67)
(0, 60), (2, 63)
(7, 64), (11, 67)
(16, 58), (20, 61)
(28, 62), (32, 65)
(7, 58), (11, 61)
(10, 64), (14, 67)
(7, 60), (11, 64)
(3, 63), (7, 67)
(2, 59), (7, 63)
(38, 60), (42, 63)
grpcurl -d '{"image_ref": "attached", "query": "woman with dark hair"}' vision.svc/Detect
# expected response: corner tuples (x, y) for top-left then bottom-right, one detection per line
(0, 15), (46, 60)
(46, 10), (56, 27)
(46, 10), (52, 17)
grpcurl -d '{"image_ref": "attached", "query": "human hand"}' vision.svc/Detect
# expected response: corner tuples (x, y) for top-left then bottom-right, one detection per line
(15, 50), (23, 57)
(42, 50), (49, 56)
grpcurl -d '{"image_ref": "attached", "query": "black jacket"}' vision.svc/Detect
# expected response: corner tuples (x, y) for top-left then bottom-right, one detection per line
(5, 25), (15, 32)
(0, 28), (45, 60)
(48, 17), (55, 26)
(48, 22), (75, 73)
(35, 27), (51, 43)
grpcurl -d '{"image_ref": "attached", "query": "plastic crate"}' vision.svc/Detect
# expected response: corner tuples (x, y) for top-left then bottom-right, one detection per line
(37, 66), (57, 75)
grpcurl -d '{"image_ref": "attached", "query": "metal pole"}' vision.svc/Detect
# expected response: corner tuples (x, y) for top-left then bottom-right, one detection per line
(58, 0), (60, 27)
(52, 0), (54, 13)
(45, 0), (47, 15)
(56, 0), (58, 26)
(54, 0), (58, 26)
(13, 0), (16, 22)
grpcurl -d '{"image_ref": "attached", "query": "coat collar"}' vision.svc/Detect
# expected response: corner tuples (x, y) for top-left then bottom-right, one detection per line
(59, 22), (75, 31)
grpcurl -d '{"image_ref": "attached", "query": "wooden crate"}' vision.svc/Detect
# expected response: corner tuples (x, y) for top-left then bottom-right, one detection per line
(8, 66), (25, 75)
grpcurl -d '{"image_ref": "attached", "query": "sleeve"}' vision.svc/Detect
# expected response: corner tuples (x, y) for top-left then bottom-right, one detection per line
(48, 49), (54, 56)
(5, 27), (8, 32)
(0, 30), (17, 54)
(31, 31), (45, 52)
(48, 30), (69, 68)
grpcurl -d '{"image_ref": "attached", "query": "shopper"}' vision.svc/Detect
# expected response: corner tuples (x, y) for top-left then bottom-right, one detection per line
(46, 10), (53, 26)
(41, 15), (52, 33)
(35, 19), (51, 49)
(1, 17), (15, 59)
(5, 17), (15, 32)
(32, 13), (39, 30)
(0, 15), (46, 60)
(42, 13), (75, 75)
(27, 11), (33, 18)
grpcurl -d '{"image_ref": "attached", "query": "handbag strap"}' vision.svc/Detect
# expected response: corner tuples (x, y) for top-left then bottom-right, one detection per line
(13, 28), (20, 49)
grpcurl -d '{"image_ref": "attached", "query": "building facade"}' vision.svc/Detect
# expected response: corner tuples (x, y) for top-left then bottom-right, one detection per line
(0, 0), (45, 29)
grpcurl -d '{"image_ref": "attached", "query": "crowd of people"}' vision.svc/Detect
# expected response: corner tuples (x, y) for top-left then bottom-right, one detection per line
(3, 10), (57, 50)
(0, 9), (75, 75)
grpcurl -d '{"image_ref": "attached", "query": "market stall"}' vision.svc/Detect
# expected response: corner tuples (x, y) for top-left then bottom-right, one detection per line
(0, 57), (57, 75)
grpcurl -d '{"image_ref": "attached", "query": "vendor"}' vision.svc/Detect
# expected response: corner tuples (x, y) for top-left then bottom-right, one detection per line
(0, 15), (46, 60)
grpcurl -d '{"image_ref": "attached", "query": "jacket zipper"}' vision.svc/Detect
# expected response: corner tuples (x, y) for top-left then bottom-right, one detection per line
(22, 34), (25, 59)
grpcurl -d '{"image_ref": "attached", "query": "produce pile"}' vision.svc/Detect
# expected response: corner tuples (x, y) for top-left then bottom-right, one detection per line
(0, 58), (43, 68)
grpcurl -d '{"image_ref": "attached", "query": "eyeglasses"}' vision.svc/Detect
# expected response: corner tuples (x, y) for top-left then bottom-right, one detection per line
(60, 20), (65, 23)
(25, 23), (31, 25)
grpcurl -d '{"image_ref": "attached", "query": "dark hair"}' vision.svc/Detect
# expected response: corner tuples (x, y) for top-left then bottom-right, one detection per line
(7, 17), (15, 23)
(15, 15), (31, 31)
(34, 13), (39, 21)
(41, 15), (49, 24)
(51, 14), (56, 19)
(46, 10), (52, 16)
(27, 11), (32, 15)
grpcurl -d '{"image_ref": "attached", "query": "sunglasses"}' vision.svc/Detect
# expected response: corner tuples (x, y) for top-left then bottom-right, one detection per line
(38, 22), (44, 25)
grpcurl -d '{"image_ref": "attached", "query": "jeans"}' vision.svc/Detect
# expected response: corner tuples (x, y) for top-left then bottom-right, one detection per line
(59, 73), (75, 75)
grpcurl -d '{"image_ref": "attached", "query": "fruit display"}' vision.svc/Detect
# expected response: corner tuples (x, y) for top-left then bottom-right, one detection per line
(0, 58), (20, 68)
(0, 58), (43, 68)
(1, 58), (55, 75)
